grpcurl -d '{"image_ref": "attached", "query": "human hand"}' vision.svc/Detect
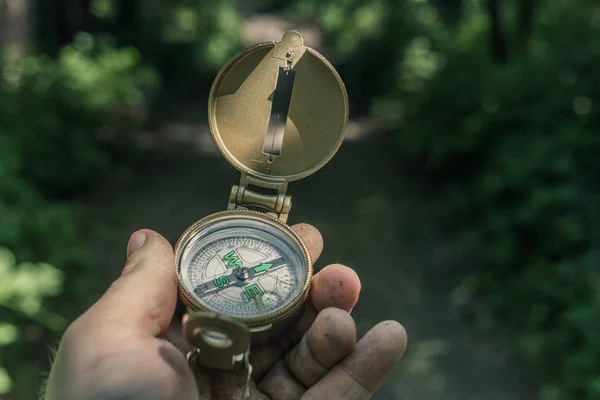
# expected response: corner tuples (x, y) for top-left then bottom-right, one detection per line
(44, 225), (407, 400)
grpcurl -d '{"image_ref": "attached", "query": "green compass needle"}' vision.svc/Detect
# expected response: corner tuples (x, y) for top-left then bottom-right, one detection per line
(252, 296), (261, 311)
(195, 256), (287, 297)
(253, 262), (274, 273)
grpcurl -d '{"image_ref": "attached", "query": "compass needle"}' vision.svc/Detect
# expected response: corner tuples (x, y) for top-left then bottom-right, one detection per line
(275, 279), (299, 288)
(252, 296), (261, 312)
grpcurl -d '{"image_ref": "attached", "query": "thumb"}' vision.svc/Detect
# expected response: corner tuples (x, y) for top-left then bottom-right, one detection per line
(88, 229), (178, 337)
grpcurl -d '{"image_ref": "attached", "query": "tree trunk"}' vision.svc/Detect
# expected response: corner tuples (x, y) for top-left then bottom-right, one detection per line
(517, 0), (535, 56)
(3, 0), (29, 49)
(436, 0), (463, 23)
(486, 0), (508, 63)
(1, 0), (29, 83)
(0, 1), (5, 50)
(114, 0), (138, 45)
(53, 0), (93, 46)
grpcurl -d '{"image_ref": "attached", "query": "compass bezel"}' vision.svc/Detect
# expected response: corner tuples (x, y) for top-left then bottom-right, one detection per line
(174, 210), (312, 328)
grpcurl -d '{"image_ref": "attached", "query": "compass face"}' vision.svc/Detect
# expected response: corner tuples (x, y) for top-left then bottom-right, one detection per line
(177, 215), (309, 320)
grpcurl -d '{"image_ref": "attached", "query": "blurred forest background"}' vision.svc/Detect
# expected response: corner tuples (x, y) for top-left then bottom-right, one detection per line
(1, 0), (600, 399)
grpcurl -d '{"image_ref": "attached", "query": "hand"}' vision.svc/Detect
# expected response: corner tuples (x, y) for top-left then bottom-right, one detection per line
(44, 225), (407, 399)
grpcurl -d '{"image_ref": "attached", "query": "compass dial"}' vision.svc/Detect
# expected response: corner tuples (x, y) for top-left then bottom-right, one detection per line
(177, 214), (310, 321)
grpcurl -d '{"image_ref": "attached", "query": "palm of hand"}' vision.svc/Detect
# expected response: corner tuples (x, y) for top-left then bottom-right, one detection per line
(165, 296), (404, 399)
(44, 225), (406, 400)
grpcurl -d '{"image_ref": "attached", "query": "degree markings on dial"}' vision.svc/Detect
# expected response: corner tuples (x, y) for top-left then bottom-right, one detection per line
(185, 235), (302, 317)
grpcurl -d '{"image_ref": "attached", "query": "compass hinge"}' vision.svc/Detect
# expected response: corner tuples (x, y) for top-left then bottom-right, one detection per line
(228, 184), (292, 223)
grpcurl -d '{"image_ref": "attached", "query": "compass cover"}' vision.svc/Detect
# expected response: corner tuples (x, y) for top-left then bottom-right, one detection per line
(208, 31), (348, 183)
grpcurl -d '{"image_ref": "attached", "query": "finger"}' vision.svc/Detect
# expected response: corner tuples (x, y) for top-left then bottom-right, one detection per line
(257, 361), (305, 400)
(250, 264), (361, 380)
(310, 264), (361, 312)
(162, 314), (192, 355)
(285, 308), (355, 387)
(302, 321), (407, 400)
(258, 309), (356, 399)
(291, 223), (323, 263)
(248, 222), (322, 378)
(86, 229), (178, 337)
(281, 264), (360, 348)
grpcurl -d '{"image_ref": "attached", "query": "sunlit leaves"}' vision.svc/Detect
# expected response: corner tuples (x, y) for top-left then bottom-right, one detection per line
(0, 248), (65, 395)
(398, 36), (445, 92)
(0, 31), (161, 197)
(90, 0), (116, 19)
(160, 1), (242, 70)
(393, 3), (600, 398)
(0, 248), (64, 322)
(73, 32), (95, 53)
(57, 34), (158, 110)
(321, 4), (345, 31)
(0, 324), (18, 347)
(175, 7), (198, 34)
(354, 2), (384, 36)
(0, 367), (11, 395)
(452, 1), (488, 51)
(204, 33), (237, 67)
(0, 30), (158, 397)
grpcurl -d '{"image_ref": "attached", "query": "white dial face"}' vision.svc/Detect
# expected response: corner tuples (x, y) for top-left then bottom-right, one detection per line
(178, 217), (308, 319)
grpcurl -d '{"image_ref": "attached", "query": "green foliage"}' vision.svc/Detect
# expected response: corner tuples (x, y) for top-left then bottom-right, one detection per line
(0, 248), (65, 395)
(258, 4), (600, 397)
(118, 0), (244, 94)
(0, 249), (64, 319)
(258, 0), (417, 113)
(162, 0), (242, 67)
(389, 4), (600, 399)
(4, 1), (600, 399)
(2, 33), (158, 196)
(0, 33), (159, 398)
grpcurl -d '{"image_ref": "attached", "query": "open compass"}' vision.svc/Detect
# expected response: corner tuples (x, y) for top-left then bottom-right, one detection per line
(174, 31), (348, 372)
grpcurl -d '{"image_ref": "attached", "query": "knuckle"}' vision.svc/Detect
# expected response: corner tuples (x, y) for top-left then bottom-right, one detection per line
(119, 231), (176, 280)
(292, 223), (323, 259)
(142, 229), (174, 253)
(120, 255), (139, 278)
(315, 308), (355, 338)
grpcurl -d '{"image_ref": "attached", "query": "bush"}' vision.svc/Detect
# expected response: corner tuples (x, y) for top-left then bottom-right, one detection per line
(0, 248), (65, 397)
(120, 0), (245, 95)
(258, 0), (417, 114)
(2, 32), (159, 196)
(391, 6), (600, 400)
(257, 1), (600, 397)
(0, 33), (159, 399)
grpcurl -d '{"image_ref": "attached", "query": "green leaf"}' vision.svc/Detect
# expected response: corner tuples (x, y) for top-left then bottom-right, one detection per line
(0, 324), (18, 346)
(0, 367), (12, 395)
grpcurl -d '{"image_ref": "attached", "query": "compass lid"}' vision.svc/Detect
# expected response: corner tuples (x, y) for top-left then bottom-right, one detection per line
(208, 31), (348, 183)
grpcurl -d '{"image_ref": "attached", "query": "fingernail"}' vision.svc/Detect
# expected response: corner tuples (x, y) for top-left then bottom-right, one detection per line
(127, 231), (147, 257)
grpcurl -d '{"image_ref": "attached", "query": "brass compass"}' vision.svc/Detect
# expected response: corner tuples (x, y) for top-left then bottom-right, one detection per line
(174, 30), (348, 372)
